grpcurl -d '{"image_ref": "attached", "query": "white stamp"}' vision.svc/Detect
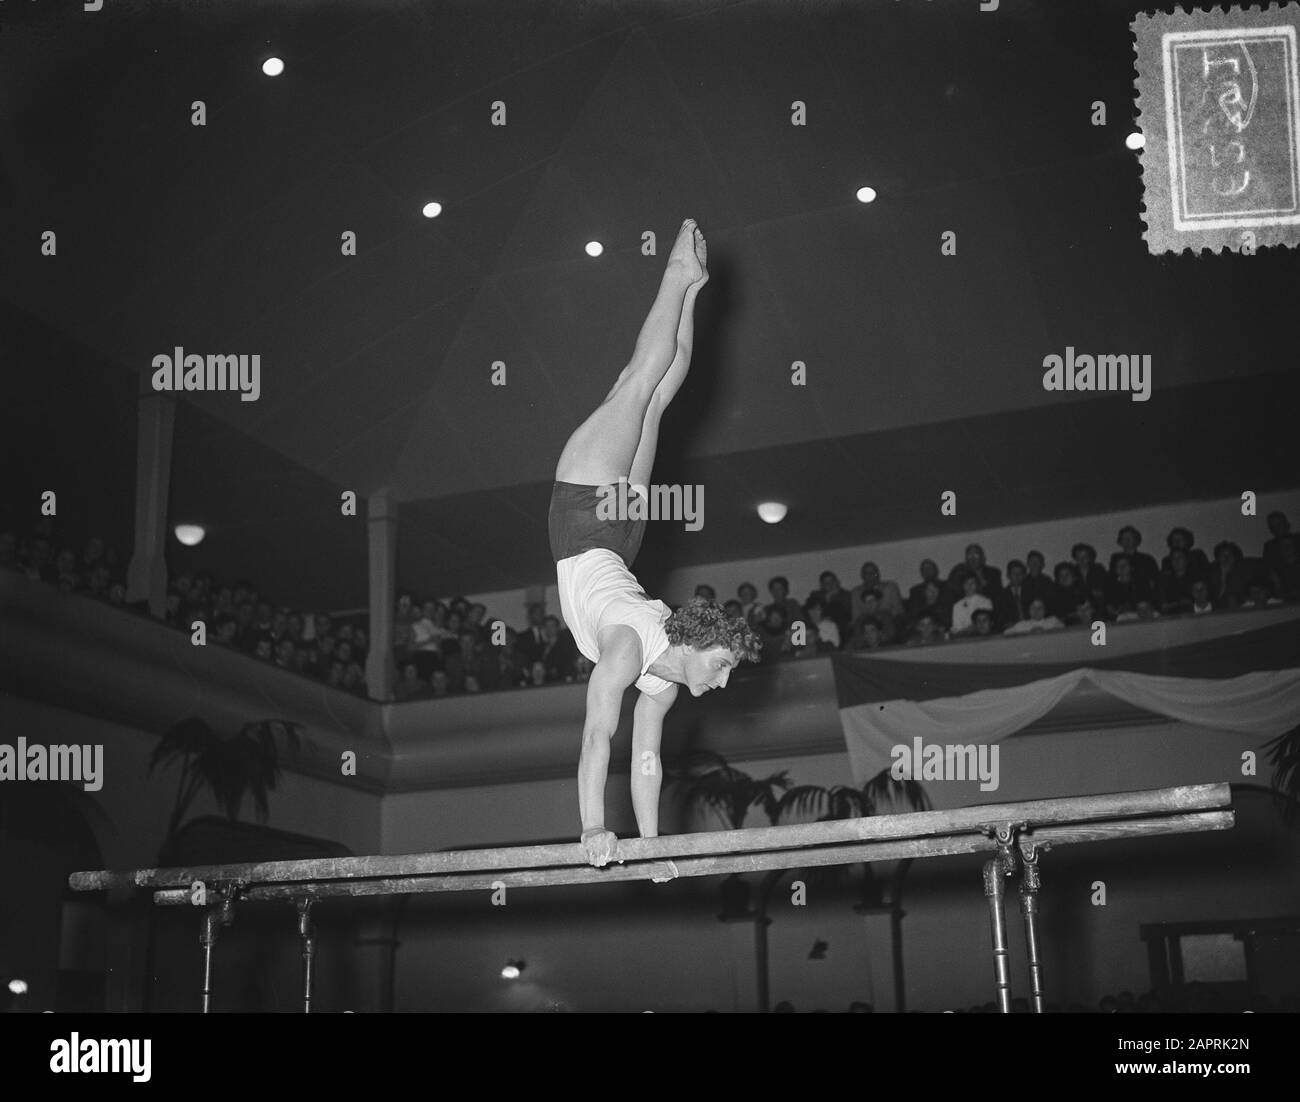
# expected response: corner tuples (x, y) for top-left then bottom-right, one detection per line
(1133, 5), (1300, 253)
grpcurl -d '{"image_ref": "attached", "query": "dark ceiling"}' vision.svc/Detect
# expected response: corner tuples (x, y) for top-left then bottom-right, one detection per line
(1, 0), (1296, 610)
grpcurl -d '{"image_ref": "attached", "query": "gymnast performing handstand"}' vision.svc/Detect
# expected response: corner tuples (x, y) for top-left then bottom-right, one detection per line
(549, 218), (761, 868)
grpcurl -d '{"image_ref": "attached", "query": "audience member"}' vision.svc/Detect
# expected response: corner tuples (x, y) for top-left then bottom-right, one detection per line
(1003, 598), (1065, 635)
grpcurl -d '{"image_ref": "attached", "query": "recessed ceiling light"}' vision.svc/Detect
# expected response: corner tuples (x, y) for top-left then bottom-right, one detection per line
(262, 57), (285, 77)
(856, 186), (877, 203)
(174, 524), (206, 547)
(585, 241), (604, 258)
(757, 502), (788, 524)
(422, 201), (443, 218)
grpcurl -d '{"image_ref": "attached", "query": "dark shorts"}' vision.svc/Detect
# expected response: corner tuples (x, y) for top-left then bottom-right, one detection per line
(548, 481), (646, 567)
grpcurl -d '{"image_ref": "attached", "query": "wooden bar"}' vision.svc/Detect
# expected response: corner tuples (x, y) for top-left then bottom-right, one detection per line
(141, 808), (1233, 905)
(69, 783), (1230, 894)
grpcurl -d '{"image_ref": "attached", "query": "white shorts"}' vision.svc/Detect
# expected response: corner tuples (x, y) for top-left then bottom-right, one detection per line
(556, 548), (674, 695)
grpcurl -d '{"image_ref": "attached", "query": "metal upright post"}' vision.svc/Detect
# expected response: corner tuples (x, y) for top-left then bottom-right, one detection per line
(298, 898), (317, 1013)
(983, 824), (1020, 1014)
(1019, 844), (1045, 1013)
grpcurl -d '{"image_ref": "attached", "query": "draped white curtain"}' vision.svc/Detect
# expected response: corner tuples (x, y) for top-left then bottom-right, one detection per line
(842, 667), (1300, 786)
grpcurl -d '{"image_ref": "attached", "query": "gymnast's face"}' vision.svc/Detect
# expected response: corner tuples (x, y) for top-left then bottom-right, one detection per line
(685, 646), (737, 695)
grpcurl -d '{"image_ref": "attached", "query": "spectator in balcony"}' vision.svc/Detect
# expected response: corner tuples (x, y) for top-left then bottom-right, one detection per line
(163, 588), (184, 627)
(1003, 598), (1065, 635)
(1052, 562), (1086, 620)
(1273, 535), (1300, 600)
(214, 585), (234, 618)
(466, 603), (490, 641)
(1191, 579), (1215, 615)
(395, 591), (417, 625)
(1160, 548), (1198, 616)
(254, 635), (274, 662)
(1106, 555), (1152, 620)
(1117, 599), (1160, 624)
(695, 583), (716, 602)
(1071, 543), (1108, 610)
(327, 660), (346, 688)
(996, 561), (1032, 630)
(905, 613), (947, 647)
(54, 548), (78, 587)
(910, 580), (952, 633)
(801, 594), (841, 652)
(1241, 579), (1283, 609)
(847, 616), (887, 651)
(758, 604), (795, 661)
(440, 611), (464, 659)
(948, 544), (1002, 599)
(274, 638), (297, 670)
(1069, 599), (1098, 628)
(411, 599), (452, 676)
(1161, 527), (1210, 579)
(1263, 512), (1292, 574)
(495, 628), (524, 687)
(1022, 551), (1058, 612)
(854, 588), (897, 644)
(1110, 526), (1159, 589)
(313, 612), (333, 641)
(253, 601), (273, 637)
(23, 535), (56, 583)
(1209, 541), (1252, 609)
(394, 662), (429, 701)
(343, 662), (367, 696)
(81, 535), (107, 575)
(852, 562), (906, 622)
(337, 622), (356, 645)
(450, 596), (471, 621)
(215, 618), (239, 647)
(969, 608), (996, 638)
(527, 660), (548, 688)
(766, 576), (805, 630)
(515, 602), (547, 667)
(235, 601), (257, 649)
(107, 579), (127, 607)
(541, 615), (579, 682)
(907, 559), (942, 615)
(806, 571), (853, 641)
(737, 582), (762, 626)
(285, 612), (304, 643)
(950, 573), (993, 636)
(269, 608), (288, 642)
(724, 599), (745, 621)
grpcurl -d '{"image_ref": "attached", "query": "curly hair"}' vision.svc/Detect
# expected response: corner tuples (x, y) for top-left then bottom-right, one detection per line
(665, 596), (762, 663)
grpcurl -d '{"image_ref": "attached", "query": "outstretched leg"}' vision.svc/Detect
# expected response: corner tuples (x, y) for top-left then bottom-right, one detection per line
(556, 219), (708, 487)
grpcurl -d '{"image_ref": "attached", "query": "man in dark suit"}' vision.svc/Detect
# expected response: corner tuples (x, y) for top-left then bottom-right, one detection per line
(995, 560), (1032, 629)
(514, 601), (547, 666)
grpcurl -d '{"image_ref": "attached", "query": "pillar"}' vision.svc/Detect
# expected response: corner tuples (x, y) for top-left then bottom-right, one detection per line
(125, 392), (175, 618)
(365, 488), (397, 700)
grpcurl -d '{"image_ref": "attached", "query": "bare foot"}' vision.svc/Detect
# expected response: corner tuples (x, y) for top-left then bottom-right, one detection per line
(667, 218), (708, 285)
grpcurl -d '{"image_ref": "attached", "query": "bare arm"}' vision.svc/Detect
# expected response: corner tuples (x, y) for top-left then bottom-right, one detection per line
(577, 626), (642, 861)
(630, 683), (678, 838)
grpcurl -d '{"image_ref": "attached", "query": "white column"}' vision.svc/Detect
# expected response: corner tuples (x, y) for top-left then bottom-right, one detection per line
(125, 392), (175, 618)
(365, 488), (397, 700)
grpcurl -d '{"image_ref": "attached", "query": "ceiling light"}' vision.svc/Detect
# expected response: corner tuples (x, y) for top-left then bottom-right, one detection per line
(585, 241), (604, 258)
(422, 202), (443, 219)
(757, 502), (787, 524)
(174, 524), (206, 547)
(501, 959), (526, 979)
(262, 57), (285, 77)
(856, 186), (877, 203)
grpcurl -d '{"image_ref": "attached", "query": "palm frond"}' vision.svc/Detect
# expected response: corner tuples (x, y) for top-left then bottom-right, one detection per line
(1263, 722), (1300, 825)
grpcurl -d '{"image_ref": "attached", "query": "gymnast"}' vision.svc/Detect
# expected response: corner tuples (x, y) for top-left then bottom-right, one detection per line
(548, 218), (761, 868)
